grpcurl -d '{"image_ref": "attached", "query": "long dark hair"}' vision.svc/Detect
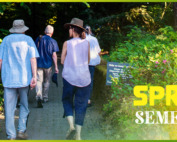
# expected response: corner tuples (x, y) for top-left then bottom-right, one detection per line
(71, 26), (85, 39)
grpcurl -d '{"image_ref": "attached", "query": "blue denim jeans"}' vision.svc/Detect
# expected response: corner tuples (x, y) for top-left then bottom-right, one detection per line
(62, 78), (90, 126)
(89, 65), (95, 99)
(4, 87), (29, 139)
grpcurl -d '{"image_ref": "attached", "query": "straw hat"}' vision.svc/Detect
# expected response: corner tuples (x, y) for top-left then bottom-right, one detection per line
(64, 18), (86, 31)
(9, 19), (29, 33)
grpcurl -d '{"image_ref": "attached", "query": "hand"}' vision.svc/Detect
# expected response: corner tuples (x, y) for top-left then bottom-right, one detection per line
(55, 67), (59, 74)
(30, 77), (37, 90)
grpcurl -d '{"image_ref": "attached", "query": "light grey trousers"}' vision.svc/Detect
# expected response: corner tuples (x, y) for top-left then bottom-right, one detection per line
(4, 87), (29, 139)
(36, 67), (52, 101)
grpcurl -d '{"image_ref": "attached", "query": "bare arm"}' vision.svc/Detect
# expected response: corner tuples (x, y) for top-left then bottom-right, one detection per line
(30, 58), (37, 89)
(99, 51), (109, 56)
(52, 52), (59, 73)
(61, 41), (67, 65)
(0, 59), (2, 71)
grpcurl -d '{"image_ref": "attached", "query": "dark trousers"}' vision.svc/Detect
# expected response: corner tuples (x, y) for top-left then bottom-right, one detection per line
(62, 78), (90, 126)
(89, 65), (95, 99)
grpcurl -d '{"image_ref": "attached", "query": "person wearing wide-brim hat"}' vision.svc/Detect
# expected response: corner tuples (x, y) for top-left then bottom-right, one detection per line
(61, 18), (91, 140)
(0, 19), (39, 140)
(9, 19), (29, 33)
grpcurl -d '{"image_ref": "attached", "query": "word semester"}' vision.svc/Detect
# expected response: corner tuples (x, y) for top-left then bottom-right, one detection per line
(135, 111), (177, 124)
(133, 85), (177, 124)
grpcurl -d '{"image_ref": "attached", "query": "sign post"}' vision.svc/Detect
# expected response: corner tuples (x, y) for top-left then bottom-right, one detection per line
(106, 62), (132, 85)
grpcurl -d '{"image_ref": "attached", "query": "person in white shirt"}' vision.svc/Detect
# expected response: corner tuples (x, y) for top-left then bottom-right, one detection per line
(85, 25), (101, 107)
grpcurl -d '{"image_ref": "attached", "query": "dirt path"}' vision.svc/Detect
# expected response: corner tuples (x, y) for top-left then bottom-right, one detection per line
(0, 63), (107, 140)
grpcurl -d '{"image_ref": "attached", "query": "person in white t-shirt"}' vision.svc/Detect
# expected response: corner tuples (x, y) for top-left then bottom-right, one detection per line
(85, 25), (101, 107)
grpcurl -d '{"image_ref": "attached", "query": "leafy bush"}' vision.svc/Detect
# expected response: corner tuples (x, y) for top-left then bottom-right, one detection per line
(103, 26), (177, 139)
(88, 4), (173, 52)
(0, 29), (9, 38)
(108, 26), (177, 86)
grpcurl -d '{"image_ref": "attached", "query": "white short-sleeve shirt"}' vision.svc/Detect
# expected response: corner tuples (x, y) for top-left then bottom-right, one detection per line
(86, 34), (101, 66)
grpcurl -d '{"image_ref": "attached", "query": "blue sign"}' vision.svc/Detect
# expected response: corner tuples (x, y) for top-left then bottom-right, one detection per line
(106, 62), (132, 85)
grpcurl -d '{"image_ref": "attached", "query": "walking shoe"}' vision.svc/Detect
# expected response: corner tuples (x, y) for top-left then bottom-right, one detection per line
(42, 99), (48, 103)
(66, 129), (76, 140)
(87, 100), (93, 107)
(17, 132), (28, 140)
(37, 99), (43, 108)
(87, 102), (94, 107)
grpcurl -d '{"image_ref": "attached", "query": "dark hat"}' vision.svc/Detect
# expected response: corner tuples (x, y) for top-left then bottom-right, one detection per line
(52, 73), (58, 87)
(64, 18), (86, 31)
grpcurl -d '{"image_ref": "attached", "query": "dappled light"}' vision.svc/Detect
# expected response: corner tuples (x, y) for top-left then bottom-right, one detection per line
(0, 114), (19, 120)
(0, 2), (177, 140)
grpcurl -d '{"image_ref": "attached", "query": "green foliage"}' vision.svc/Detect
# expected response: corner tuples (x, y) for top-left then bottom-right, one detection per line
(0, 1), (175, 137)
(0, 28), (9, 38)
(82, 2), (90, 8)
(103, 26), (177, 139)
(109, 26), (177, 86)
(88, 3), (173, 52)
(125, 5), (155, 31)
(0, 3), (174, 50)
(20, 3), (32, 15)
(96, 26), (123, 52)
(148, 3), (173, 28)
(0, 3), (12, 15)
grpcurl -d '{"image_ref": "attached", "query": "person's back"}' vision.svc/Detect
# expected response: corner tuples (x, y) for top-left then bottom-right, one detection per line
(85, 25), (101, 106)
(36, 35), (58, 68)
(35, 25), (59, 107)
(62, 38), (90, 87)
(86, 34), (101, 66)
(1, 33), (37, 88)
(0, 19), (39, 140)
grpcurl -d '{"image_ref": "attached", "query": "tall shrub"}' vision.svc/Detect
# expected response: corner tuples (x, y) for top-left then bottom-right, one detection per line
(103, 26), (177, 140)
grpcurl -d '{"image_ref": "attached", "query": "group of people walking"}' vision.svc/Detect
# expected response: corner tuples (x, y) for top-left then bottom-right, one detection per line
(0, 17), (101, 140)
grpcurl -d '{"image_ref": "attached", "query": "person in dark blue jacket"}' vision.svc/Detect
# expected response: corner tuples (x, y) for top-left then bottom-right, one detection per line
(35, 25), (59, 108)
